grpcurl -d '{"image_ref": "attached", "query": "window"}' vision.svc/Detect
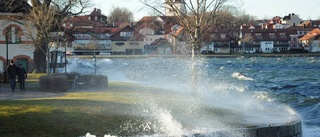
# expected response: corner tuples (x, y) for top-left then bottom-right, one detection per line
(4, 25), (22, 44)
(280, 33), (286, 38)
(255, 33), (262, 39)
(115, 42), (125, 46)
(269, 33), (276, 38)
(233, 33), (238, 37)
(220, 34), (226, 39)
(245, 33), (251, 37)
(120, 32), (133, 37)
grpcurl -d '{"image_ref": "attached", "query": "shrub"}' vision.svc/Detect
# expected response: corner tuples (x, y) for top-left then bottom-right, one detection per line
(52, 72), (80, 81)
(39, 75), (69, 92)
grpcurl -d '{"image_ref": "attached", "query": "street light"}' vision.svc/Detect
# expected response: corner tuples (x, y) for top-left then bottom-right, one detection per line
(4, 34), (9, 83)
(93, 45), (96, 75)
(65, 41), (67, 73)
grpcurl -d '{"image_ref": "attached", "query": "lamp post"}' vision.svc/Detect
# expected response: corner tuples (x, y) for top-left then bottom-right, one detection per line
(93, 46), (96, 75)
(5, 35), (9, 83)
(65, 41), (67, 73)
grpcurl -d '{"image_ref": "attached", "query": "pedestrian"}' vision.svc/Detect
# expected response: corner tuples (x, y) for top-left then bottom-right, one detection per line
(17, 64), (27, 92)
(7, 60), (18, 92)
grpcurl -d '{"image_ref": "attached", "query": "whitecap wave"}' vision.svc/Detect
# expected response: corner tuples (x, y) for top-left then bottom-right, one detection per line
(232, 72), (253, 81)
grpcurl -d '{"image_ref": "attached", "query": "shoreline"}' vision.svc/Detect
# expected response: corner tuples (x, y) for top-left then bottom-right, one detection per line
(68, 53), (320, 58)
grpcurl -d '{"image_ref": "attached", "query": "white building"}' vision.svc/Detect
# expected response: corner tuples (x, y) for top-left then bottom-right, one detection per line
(164, 0), (187, 16)
(300, 28), (320, 52)
(0, 3), (35, 74)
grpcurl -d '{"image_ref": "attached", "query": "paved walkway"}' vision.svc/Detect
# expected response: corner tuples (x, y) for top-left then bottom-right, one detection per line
(0, 87), (65, 100)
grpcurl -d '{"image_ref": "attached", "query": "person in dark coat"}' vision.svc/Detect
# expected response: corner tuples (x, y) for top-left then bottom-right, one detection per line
(17, 64), (27, 91)
(7, 60), (18, 92)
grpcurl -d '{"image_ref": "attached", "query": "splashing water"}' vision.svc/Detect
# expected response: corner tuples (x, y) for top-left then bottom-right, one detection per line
(69, 57), (302, 136)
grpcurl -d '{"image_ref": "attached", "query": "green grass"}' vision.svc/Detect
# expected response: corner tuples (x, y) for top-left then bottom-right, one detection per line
(0, 81), (249, 136)
(0, 82), (164, 137)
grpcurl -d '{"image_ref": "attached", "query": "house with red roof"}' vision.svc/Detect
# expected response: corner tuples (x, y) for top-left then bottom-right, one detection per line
(110, 25), (145, 55)
(133, 0), (188, 55)
(239, 28), (297, 53)
(300, 28), (320, 52)
(65, 8), (145, 55)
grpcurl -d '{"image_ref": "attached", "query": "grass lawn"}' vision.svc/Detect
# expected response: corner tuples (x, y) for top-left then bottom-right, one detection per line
(0, 80), (248, 137)
(0, 82), (177, 137)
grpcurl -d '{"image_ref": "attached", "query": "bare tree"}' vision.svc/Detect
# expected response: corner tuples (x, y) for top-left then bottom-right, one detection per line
(140, 0), (229, 93)
(17, 0), (90, 73)
(108, 7), (134, 25)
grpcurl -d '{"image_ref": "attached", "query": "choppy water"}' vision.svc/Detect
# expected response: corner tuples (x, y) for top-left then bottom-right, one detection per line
(68, 56), (320, 137)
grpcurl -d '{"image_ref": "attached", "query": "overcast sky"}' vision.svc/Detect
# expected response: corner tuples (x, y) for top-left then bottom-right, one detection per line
(90, 0), (320, 21)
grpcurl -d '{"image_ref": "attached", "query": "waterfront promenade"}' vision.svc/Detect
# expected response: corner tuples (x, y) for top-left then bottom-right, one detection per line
(0, 86), (63, 100)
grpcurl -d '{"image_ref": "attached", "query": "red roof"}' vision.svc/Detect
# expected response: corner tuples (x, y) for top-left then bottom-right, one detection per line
(299, 28), (320, 41)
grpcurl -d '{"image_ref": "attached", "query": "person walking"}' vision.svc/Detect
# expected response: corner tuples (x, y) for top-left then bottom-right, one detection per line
(7, 60), (18, 92)
(17, 64), (27, 91)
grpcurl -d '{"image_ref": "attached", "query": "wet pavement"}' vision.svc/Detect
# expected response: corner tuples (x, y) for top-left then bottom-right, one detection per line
(0, 86), (64, 100)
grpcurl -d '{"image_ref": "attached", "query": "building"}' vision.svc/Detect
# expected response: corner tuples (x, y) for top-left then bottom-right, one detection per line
(66, 8), (145, 55)
(110, 25), (145, 55)
(164, 0), (187, 16)
(239, 28), (296, 53)
(0, 1), (34, 74)
(144, 38), (173, 55)
(134, 15), (185, 54)
(300, 28), (320, 52)
(203, 28), (239, 54)
(282, 13), (302, 28)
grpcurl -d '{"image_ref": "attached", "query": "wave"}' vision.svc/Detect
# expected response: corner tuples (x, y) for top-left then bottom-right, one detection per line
(232, 72), (253, 81)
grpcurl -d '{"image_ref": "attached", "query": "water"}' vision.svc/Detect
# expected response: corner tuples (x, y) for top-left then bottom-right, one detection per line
(68, 56), (320, 137)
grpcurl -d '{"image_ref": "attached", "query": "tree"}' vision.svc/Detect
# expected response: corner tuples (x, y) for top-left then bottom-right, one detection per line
(140, 0), (230, 93)
(218, 5), (254, 28)
(7, 0), (90, 73)
(108, 7), (133, 25)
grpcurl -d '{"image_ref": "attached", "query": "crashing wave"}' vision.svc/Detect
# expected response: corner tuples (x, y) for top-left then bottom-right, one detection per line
(232, 72), (253, 81)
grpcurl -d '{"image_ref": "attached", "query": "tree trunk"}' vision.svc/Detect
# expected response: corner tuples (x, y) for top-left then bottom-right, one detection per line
(191, 25), (202, 95)
(33, 40), (48, 73)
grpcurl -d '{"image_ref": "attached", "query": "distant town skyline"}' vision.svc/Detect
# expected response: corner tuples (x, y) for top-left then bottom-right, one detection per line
(91, 0), (320, 21)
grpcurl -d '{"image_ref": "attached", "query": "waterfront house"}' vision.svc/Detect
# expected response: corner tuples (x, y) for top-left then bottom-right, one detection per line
(203, 28), (239, 54)
(144, 38), (173, 55)
(110, 25), (145, 55)
(134, 16), (166, 46)
(66, 8), (145, 55)
(286, 25), (317, 50)
(239, 28), (296, 53)
(299, 28), (320, 52)
(65, 8), (112, 55)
